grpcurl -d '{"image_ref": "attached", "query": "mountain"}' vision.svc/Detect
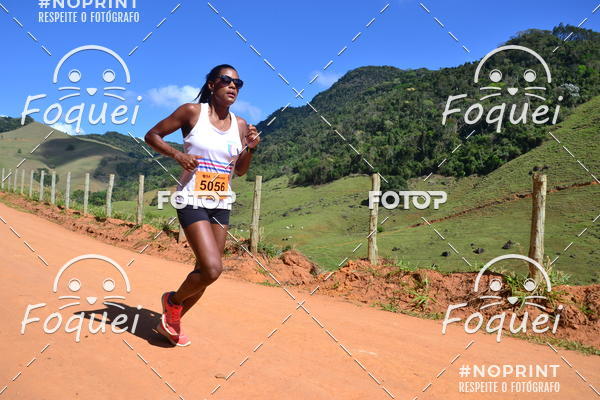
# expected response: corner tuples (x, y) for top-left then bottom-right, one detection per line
(0, 123), (181, 199)
(1, 25), (597, 200)
(250, 25), (600, 188)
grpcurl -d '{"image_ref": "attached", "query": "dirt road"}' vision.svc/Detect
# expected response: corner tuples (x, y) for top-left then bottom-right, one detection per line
(0, 203), (598, 399)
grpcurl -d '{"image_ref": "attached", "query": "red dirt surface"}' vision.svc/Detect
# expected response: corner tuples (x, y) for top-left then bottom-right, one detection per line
(314, 260), (600, 349)
(1, 195), (599, 399)
(1, 193), (598, 350)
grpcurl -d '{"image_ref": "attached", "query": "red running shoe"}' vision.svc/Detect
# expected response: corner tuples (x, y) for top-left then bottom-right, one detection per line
(160, 291), (182, 335)
(156, 321), (191, 347)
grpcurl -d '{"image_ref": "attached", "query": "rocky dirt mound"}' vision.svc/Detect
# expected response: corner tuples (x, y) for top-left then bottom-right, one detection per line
(223, 249), (319, 285)
(310, 259), (600, 349)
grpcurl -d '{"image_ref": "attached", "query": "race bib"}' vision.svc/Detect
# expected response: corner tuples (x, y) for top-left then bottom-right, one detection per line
(194, 171), (230, 199)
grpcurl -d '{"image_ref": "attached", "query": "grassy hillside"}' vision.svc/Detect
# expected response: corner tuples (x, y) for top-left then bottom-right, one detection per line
(6, 96), (593, 284)
(227, 96), (600, 284)
(0, 123), (183, 198)
(0, 122), (133, 191)
(413, 95), (600, 216)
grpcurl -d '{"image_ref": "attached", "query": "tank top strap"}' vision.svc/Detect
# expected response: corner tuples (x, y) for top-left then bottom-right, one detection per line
(229, 110), (237, 130)
(200, 102), (209, 121)
(186, 103), (205, 138)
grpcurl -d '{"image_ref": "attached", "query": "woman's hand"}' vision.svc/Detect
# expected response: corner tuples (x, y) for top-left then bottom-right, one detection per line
(246, 124), (260, 149)
(174, 151), (199, 172)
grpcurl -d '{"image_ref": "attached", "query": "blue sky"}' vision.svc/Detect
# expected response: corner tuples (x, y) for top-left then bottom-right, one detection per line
(0, 0), (598, 142)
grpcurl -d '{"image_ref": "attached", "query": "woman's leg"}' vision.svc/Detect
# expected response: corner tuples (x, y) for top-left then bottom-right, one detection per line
(157, 217), (227, 345)
(180, 222), (227, 317)
(171, 220), (221, 305)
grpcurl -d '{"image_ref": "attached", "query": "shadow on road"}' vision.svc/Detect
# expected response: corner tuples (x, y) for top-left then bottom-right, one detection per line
(76, 303), (175, 348)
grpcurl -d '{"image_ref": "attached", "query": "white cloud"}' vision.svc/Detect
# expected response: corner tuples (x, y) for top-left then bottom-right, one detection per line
(311, 71), (341, 88)
(147, 85), (200, 108)
(52, 122), (84, 135)
(231, 100), (263, 123)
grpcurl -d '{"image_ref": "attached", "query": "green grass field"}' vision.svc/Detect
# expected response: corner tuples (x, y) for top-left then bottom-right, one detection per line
(233, 97), (600, 283)
(61, 166), (600, 285)
(2, 97), (598, 284)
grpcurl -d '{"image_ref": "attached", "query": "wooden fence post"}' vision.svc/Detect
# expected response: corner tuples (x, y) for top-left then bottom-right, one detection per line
(50, 170), (56, 205)
(368, 173), (380, 265)
(1, 168), (4, 190)
(13, 169), (18, 193)
(136, 175), (144, 225)
(528, 173), (547, 281)
(29, 170), (34, 198)
(39, 170), (45, 201)
(20, 169), (25, 195)
(178, 224), (187, 243)
(83, 173), (90, 215)
(106, 174), (114, 218)
(250, 175), (262, 254)
(65, 171), (71, 209)
(6, 170), (11, 192)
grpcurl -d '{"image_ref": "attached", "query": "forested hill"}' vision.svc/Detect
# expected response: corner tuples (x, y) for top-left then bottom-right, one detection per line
(250, 25), (600, 189)
(0, 116), (33, 133)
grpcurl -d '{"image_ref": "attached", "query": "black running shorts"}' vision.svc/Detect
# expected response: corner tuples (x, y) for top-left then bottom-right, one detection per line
(176, 205), (230, 228)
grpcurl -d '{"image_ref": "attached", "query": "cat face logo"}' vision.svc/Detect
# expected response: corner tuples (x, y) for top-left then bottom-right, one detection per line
(20, 44), (142, 134)
(474, 45), (551, 101)
(53, 254), (131, 311)
(443, 254), (562, 341)
(473, 254), (552, 311)
(441, 44), (561, 134)
(21, 254), (140, 342)
(52, 44), (131, 102)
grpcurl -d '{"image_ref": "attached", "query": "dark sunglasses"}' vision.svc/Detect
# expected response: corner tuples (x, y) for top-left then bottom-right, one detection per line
(217, 74), (244, 89)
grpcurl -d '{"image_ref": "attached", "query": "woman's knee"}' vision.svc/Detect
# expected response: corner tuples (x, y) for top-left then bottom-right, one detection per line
(193, 259), (222, 284)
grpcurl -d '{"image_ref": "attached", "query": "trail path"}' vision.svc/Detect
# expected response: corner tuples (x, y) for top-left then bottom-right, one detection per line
(0, 203), (597, 399)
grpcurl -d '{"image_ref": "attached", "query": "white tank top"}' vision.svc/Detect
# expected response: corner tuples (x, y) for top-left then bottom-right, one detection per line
(176, 103), (243, 210)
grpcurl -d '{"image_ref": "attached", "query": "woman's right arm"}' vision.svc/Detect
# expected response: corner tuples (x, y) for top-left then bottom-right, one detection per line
(144, 103), (199, 172)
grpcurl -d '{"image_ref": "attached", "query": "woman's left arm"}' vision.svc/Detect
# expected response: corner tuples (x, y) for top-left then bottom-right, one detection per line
(234, 116), (260, 176)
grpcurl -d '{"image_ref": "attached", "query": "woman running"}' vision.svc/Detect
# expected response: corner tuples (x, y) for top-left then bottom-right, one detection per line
(144, 64), (260, 346)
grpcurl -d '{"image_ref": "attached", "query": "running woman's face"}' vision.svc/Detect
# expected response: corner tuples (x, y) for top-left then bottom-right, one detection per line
(209, 68), (240, 106)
